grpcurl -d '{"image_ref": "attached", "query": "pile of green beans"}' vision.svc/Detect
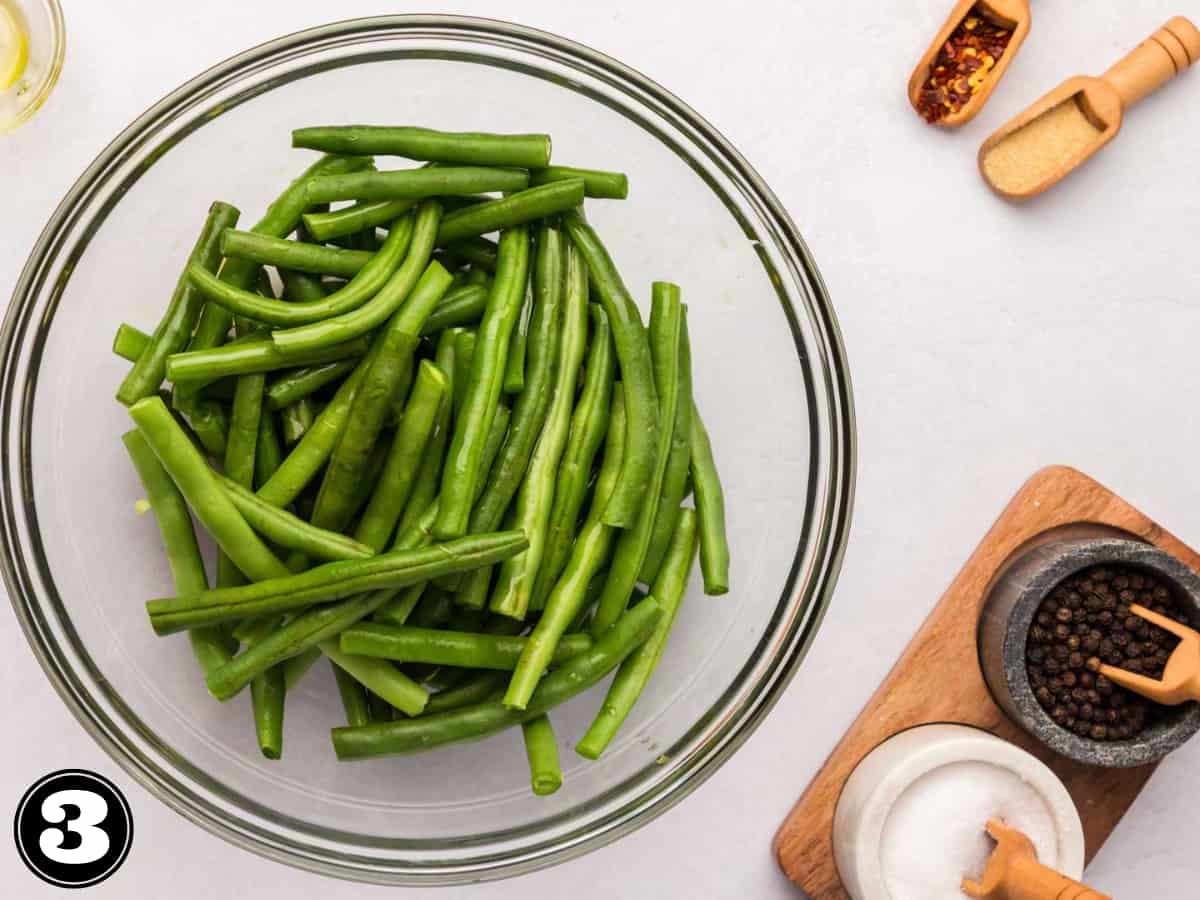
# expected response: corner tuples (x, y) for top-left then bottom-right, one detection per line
(115, 125), (728, 797)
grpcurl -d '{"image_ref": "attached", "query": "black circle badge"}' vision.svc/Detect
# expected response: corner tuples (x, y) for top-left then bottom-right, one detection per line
(14, 770), (133, 888)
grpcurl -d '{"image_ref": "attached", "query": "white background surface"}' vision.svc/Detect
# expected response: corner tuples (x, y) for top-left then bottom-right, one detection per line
(2, 0), (1198, 896)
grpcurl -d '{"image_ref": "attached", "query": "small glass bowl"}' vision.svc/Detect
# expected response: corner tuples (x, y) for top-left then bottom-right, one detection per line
(0, 0), (64, 133)
(1, 16), (855, 884)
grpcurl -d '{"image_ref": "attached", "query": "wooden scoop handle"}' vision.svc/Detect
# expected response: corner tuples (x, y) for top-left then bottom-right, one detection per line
(1104, 16), (1200, 108)
(1005, 856), (1111, 900)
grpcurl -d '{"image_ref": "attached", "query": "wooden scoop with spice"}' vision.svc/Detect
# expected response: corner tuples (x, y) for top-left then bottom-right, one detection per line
(980, 16), (1200, 200)
(1098, 605), (1200, 705)
(962, 820), (1110, 900)
(909, 0), (1031, 127)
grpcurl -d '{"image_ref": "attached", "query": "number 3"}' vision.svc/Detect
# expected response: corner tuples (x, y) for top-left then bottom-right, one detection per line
(38, 790), (110, 865)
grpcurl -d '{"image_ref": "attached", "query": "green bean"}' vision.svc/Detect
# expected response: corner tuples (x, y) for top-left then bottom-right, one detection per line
(422, 671), (506, 714)
(442, 237), (498, 272)
(222, 229), (372, 278)
(213, 344), (266, 591)
(282, 646), (322, 689)
(690, 402), (729, 595)
(437, 181), (585, 246)
(577, 510), (698, 758)
(490, 232), (588, 620)
(293, 126), (552, 169)
(367, 693), (395, 723)
(186, 155), (373, 360)
(279, 400), (314, 444)
(256, 362), (366, 508)
(521, 716), (562, 795)
(503, 285), (532, 394)
(419, 284), (489, 334)
(434, 227), (530, 539)
(254, 412), (285, 490)
(330, 598), (661, 759)
(216, 473), (374, 562)
(319, 640), (428, 717)
(530, 166), (629, 200)
(170, 389), (229, 458)
(395, 333), (457, 539)
(117, 202), (241, 405)
(112, 322), (151, 363)
(639, 308), (694, 583)
(451, 330), (477, 419)
(370, 504), (439, 627)
(265, 360), (357, 410)
(342, 438), (393, 528)
(590, 283), (682, 636)
(453, 223), (565, 607)
(250, 654), (286, 759)
(332, 662), (372, 727)
(166, 334), (370, 387)
(503, 391), (625, 708)
(302, 199), (416, 243)
(562, 209), (659, 528)
(147, 531), (528, 635)
(185, 215), (414, 328)
(534, 305), (616, 604)
(306, 167), (529, 204)
(465, 267), (490, 287)
(129, 397), (289, 583)
(354, 361), (447, 551)
(272, 201), (443, 353)
(340, 624), (592, 670)
(280, 251), (329, 305)
(122, 431), (235, 676)
(408, 588), (456, 630)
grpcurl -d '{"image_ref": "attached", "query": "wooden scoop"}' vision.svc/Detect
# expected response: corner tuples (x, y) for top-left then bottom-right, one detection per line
(962, 819), (1109, 900)
(979, 16), (1200, 200)
(908, 0), (1032, 128)
(1099, 604), (1200, 705)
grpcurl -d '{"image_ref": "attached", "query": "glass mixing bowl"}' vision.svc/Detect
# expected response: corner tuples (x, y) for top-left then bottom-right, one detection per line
(1, 16), (854, 885)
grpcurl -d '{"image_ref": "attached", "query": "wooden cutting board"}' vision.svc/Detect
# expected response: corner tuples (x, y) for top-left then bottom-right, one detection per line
(773, 465), (1200, 897)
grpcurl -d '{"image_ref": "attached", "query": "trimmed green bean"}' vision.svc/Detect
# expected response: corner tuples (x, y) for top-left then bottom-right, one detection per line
(265, 360), (357, 410)
(185, 215), (414, 328)
(254, 412), (285, 490)
(217, 473), (374, 562)
(122, 431), (235, 676)
(302, 199), (416, 243)
(332, 662), (372, 727)
(691, 403), (730, 596)
(576, 509), (698, 758)
(451, 330), (477, 419)
(147, 531), (528, 635)
(563, 209), (659, 528)
(354, 360), (447, 552)
(112, 322), (151, 363)
(420, 284), (489, 335)
(306, 167), (529, 204)
(279, 400), (314, 444)
(250, 655), (286, 759)
(465, 267), (490, 287)
(530, 166), (629, 200)
(224, 371), (263, 489)
(422, 671), (506, 714)
(639, 307), (694, 583)
(437, 181), (585, 246)
(222, 229), (372, 277)
(340, 624), (593, 670)
(186, 154), (373, 360)
(129, 397), (289, 582)
(117, 202), (241, 405)
(534, 304), (616, 604)
(503, 391), (625, 708)
(256, 362), (366, 508)
(490, 231), (588, 620)
(442, 237), (498, 272)
(282, 646), (322, 689)
(503, 285), (532, 394)
(166, 334), (370, 387)
(293, 125), (552, 169)
(409, 588), (456, 630)
(521, 716), (562, 795)
(330, 598), (661, 760)
(395, 333), (456, 539)
(319, 640), (428, 717)
(434, 226), (530, 539)
(590, 283), (682, 636)
(272, 201), (443, 353)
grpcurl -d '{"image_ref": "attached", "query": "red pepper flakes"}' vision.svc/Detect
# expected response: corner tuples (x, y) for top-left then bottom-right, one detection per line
(917, 7), (1013, 123)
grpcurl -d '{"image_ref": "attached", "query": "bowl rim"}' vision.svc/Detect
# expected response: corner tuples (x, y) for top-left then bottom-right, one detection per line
(1, 14), (856, 884)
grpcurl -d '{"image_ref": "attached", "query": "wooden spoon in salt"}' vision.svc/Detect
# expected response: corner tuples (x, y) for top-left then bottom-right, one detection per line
(979, 16), (1200, 201)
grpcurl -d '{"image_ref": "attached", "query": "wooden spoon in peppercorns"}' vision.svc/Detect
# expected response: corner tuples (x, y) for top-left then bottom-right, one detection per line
(908, 0), (1032, 128)
(1099, 605), (1200, 705)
